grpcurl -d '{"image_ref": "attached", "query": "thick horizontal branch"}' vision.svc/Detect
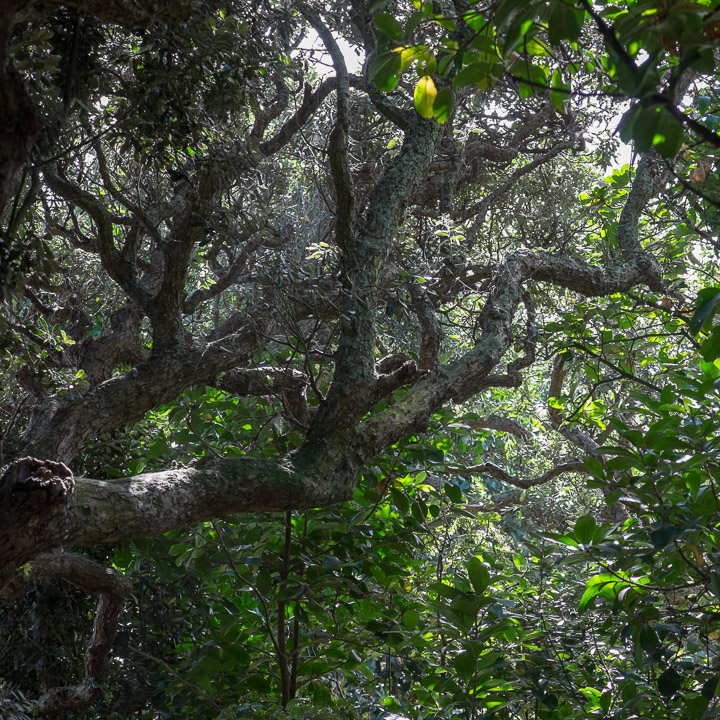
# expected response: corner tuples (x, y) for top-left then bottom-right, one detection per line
(0, 454), (356, 592)
(218, 367), (310, 426)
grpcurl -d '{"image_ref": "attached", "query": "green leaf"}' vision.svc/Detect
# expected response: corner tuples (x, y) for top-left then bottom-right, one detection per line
(657, 667), (682, 697)
(579, 573), (627, 613)
(374, 12), (403, 40)
(495, 0), (529, 29)
(652, 109), (684, 157)
(584, 455), (605, 480)
(402, 608), (420, 630)
(369, 50), (402, 92)
(444, 482), (463, 502)
(503, 13), (534, 57)
(414, 75), (437, 118)
(633, 106), (662, 152)
(411, 499), (426, 522)
(638, 623), (660, 652)
(433, 89), (453, 123)
(617, 102), (641, 143)
(548, 1), (584, 44)
(649, 524), (676, 548)
(434, 17), (456, 31)
(550, 69), (570, 113)
(690, 288), (720, 334)
(466, 558), (491, 594)
(687, 694), (709, 719)
(701, 676), (718, 699)
(463, 9), (486, 31)
(453, 650), (476, 679)
(147, 437), (170, 458)
(405, 11), (425, 38)
(399, 45), (429, 72)
(710, 571), (720, 600)
(578, 581), (603, 613)
(574, 514), (597, 544)
(453, 64), (486, 87)
(701, 326), (720, 362)
(599, 690), (612, 714)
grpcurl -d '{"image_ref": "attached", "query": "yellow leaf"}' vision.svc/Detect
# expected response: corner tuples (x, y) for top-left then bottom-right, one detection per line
(414, 75), (437, 119)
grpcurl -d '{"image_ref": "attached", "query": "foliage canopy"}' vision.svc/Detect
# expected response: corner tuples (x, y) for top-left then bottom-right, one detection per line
(1, 0), (720, 717)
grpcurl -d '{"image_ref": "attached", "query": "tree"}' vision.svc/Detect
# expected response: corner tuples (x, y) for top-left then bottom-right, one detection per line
(1, 0), (718, 715)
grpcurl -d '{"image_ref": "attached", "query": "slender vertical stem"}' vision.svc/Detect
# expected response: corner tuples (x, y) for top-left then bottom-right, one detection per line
(277, 510), (293, 706)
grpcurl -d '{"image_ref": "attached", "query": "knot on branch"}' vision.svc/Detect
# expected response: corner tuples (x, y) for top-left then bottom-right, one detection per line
(0, 458), (75, 593)
(0, 457), (74, 508)
(37, 681), (101, 716)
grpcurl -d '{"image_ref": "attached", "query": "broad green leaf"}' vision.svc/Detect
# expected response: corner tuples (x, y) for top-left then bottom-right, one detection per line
(710, 571), (720, 600)
(453, 650), (476, 679)
(463, 9), (486, 31)
(548, 1), (584, 44)
(433, 89), (452, 123)
(633, 106), (662, 152)
(637, 623), (660, 652)
(579, 573), (629, 613)
(369, 50), (402, 92)
(690, 288), (720, 334)
(495, 0), (530, 29)
(400, 45), (429, 72)
(584, 455), (605, 480)
(402, 608), (420, 629)
(550, 69), (570, 113)
(444, 483), (463, 502)
(687, 694), (709, 718)
(405, 10), (425, 38)
(466, 558), (491, 594)
(702, 676), (718, 699)
(617, 102), (641, 143)
(374, 12), (403, 40)
(453, 64), (486, 87)
(574, 514), (597, 544)
(657, 667), (682, 697)
(652, 109), (684, 157)
(503, 14), (534, 57)
(701, 326), (720, 361)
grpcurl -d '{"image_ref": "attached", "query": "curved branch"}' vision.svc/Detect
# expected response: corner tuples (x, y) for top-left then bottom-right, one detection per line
(259, 76), (366, 157)
(22, 552), (132, 716)
(181, 225), (265, 314)
(43, 167), (151, 307)
(351, 247), (663, 463)
(299, 3), (355, 253)
(462, 415), (532, 441)
(444, 460), (587, 489)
